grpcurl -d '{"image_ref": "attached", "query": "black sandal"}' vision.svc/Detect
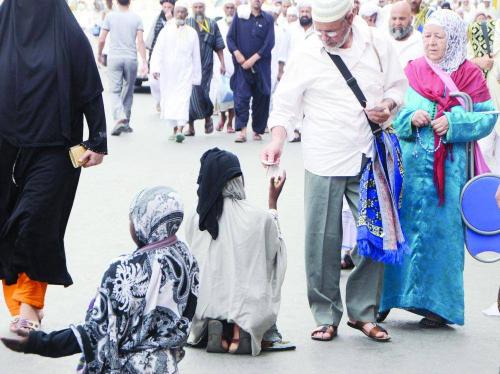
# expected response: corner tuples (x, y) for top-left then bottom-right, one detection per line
(206, 320), (228, 353)
(311, 325), (337, 341)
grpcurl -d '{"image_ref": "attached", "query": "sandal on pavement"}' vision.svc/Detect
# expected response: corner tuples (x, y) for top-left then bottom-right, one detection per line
(347, 321), (391, 342)
(216, 121), (224, 132)
(235, 136), (247, 143)
(228, 329), (252, 355)
(206, 320), (228, 353)
(205, 118), (214, 134)
(261, 340), (296, 352)
(311, 325), (337, 341)
(253, 134), (262, 141)
(184, 124), (195, 137)
(227, 126), (235, 134)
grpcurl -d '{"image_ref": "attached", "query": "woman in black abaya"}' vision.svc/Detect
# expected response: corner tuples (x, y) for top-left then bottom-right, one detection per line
(0, 0), (107, 334)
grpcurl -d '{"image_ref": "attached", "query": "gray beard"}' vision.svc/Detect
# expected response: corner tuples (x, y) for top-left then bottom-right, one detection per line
(390, 24), (413, 41)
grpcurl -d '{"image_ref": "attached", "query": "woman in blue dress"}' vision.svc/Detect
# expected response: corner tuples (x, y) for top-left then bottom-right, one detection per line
(379, 10), (497, 327)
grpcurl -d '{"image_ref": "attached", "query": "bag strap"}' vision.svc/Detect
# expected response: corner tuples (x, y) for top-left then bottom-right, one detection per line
(480, 21), (492, 57)
(326, 52), (382, 136)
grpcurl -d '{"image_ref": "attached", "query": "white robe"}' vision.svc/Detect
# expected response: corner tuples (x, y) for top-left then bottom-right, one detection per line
(391, 31), (424, 68)
(212, 18), (235, 111)
(150, 24), (202, 123)
(287, 23), (313, 61)
(271, 23), (290, 93)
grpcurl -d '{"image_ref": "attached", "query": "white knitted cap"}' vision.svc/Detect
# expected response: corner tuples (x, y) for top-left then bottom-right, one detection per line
(174, 0), (189, 9)
(312, 0), (352, 22)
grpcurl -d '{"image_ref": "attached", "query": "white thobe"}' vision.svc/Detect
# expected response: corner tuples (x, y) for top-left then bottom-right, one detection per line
(269, 17), (407, 176)
(212, 19), (235, 110)
(391, 31), (424, 68)
(271, 24), (290, 93)
(287, 23), (314, 60)
(150, 24), (202, 124)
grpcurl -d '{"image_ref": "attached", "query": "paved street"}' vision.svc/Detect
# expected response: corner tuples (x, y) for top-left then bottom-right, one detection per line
(0, 92), (499, 374)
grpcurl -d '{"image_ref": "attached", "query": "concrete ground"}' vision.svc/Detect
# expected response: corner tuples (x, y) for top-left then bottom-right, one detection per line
(0, 92), (499, 374)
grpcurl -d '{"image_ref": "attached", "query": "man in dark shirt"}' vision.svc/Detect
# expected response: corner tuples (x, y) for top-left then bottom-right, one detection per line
(226, 0), (275, 142)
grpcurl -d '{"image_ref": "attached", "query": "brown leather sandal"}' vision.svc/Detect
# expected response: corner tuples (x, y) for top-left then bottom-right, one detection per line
(347, 321), (391, 342)
(311, 325), (337, 341)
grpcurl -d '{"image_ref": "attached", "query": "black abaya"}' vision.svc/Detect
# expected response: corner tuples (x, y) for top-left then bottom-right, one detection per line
(0, 0), (107, 285)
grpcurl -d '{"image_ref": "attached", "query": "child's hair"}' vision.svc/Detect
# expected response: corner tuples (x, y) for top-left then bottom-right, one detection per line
(117, 0), (131, 6)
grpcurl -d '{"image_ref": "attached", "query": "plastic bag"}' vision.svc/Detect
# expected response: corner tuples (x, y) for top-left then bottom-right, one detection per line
(217, 75), (234, 105)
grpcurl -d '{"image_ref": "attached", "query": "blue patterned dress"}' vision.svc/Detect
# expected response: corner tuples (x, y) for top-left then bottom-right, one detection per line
(380, 87), (496, 325)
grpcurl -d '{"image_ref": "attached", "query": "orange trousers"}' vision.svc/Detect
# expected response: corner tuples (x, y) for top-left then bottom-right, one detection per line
(2, 273), (47, 316)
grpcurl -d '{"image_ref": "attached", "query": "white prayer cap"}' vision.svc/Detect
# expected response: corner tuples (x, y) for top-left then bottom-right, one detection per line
(297, 1), (312, 10)
(175, 0), (189, 9)
(223, 0), (236, 5)
(311, 0), (352, 23)
(191, 0), (206, 5)
(262, 3), (273, 12)
(287, 6), (298, 16)
(359, 1), (379, 17)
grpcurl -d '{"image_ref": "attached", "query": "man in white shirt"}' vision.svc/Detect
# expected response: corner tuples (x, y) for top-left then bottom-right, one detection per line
(261, 0), (406, 342)
(98, 0), (148, 135)
(389, 1), (423, 67)
(286, 2), (314, 142)
(150, 0), (202, 143)
(288, 1), (314, 57)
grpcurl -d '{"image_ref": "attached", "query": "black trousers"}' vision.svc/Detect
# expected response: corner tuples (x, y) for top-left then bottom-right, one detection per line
(0, 138), (80, 286)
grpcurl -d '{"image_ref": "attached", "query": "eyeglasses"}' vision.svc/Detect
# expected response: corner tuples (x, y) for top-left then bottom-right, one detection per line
(315, 30), (340, 38)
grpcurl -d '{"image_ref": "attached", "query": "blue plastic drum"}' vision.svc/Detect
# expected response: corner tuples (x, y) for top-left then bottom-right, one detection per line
(460, 174), (500, 262)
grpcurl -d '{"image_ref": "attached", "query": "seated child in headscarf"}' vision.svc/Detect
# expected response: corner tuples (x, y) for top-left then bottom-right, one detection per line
(1, 186), (199, 374)
(186, 148), (290, 356)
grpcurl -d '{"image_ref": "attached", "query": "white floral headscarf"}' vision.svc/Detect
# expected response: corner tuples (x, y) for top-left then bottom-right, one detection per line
(425, 9), (468, 73)
(129, 186), (184, 245)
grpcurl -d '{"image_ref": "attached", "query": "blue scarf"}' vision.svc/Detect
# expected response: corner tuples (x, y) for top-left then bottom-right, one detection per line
(357, 131), (409, 264)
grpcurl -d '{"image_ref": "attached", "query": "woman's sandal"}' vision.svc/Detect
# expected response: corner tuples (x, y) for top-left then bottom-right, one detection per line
(205, 119), (214, 134)
(347, 321), (391, 342)
(235, 136), (247, 143)
(311, 325), (337, 341)
(206, 320), (228, 353)
(228, 329), (252, 354)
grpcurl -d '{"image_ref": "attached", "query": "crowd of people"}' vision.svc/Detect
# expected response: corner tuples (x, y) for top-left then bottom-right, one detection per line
(0, 0), (499, 373)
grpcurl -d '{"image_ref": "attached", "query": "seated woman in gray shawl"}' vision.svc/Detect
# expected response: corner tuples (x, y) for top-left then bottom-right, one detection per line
(186, 148), (288, 356)
(1, 186), (199, 374)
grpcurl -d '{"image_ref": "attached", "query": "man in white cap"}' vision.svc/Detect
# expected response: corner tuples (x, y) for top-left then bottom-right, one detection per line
(261, 0), (406, 342)
(184, 0), (226, 136)
(359, 1), (380, 27)
(288, 1), (314, 56)
(389, 0), (423, 67)
(286, 6), (299, 25)
(150, 0), (202, 143)
(214, 0), (237, 133)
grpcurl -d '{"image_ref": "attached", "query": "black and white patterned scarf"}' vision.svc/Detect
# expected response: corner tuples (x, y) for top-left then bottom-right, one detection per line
(72, 187), (199, 374)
